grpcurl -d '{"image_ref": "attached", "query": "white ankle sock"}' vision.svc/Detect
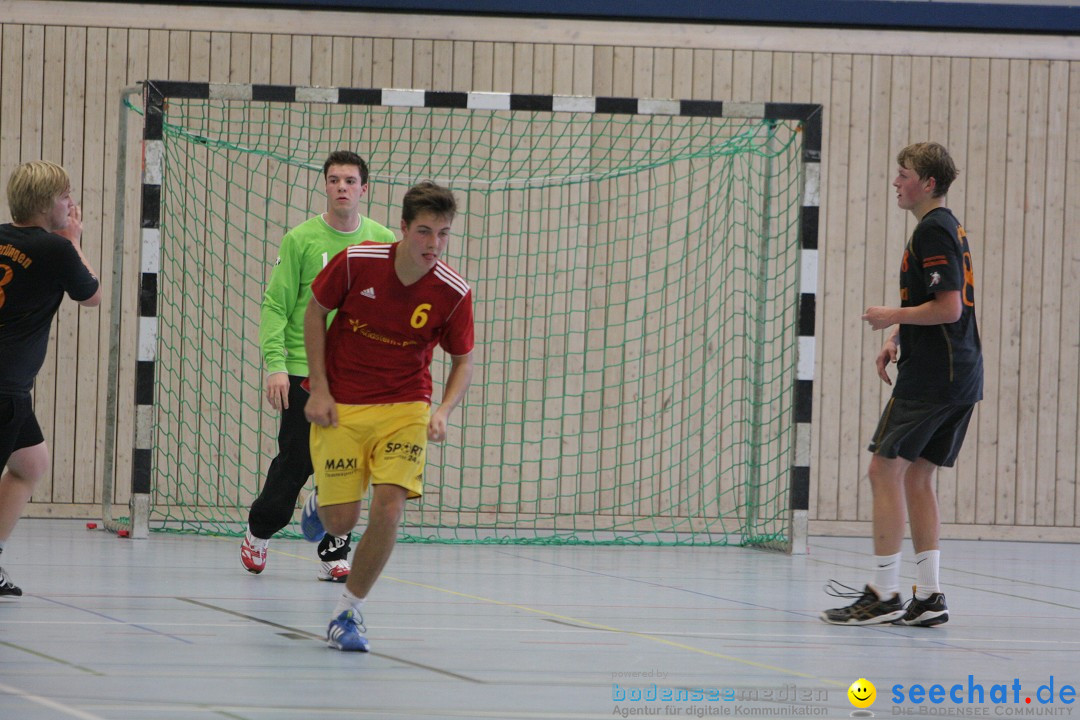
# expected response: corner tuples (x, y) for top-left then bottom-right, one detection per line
(333, 589), (365, 618)
(870, 553), (902, 598)
(914, 549), (941, 599)
(245, 529), (268, 548)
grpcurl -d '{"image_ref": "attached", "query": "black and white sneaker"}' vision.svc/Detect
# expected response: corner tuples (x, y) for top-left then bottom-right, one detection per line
(316, 534), (351, 582)
(0, 566), (23, 597)
(820, 580), (903, 625)
(896, 590), (949, 627)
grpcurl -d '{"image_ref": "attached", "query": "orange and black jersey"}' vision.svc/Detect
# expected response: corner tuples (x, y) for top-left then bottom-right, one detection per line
(894, 207), (983, 404)
(0, 224), (99, 396)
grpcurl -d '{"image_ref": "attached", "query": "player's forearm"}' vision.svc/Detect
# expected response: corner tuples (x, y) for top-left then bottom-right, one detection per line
(55, 214), (99, 280)
(437, 354), (474, 416)
(78, 286), (102, 308)
(259, 246), (301, 371)
(868, 293), (962, 332)
(70, 241), (99, 283)
(895, 291), (962, 326)
(259, 299), (290, 372)
(64, 235), (102, 307)
(303, 300), (331, 392)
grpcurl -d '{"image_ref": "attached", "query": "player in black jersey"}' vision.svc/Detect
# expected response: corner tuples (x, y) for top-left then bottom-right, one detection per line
(823, 142), (982, 627)
(0, 161), (101, 597)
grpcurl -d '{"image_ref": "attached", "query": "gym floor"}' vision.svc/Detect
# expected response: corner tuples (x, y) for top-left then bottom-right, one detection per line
(0, 519), (1076, 719)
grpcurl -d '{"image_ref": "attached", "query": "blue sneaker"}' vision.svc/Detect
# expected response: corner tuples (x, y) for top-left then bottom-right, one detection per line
(327, 610), (370, 652)
(300, 490), (326, 542)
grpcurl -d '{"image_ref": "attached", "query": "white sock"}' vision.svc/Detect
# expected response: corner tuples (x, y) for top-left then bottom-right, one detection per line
(914, 549), (941, 599)
(245, 529), (268, 548)
(870, 553), (902, 598)
(333, 588), (365, 619)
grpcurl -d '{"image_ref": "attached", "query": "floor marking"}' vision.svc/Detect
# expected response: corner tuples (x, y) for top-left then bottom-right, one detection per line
(264, 539), (976, 682)
(0, 640), (105, 676)
(209, 710), (251, 720)
(224, 535), (841, 680)
(382, 574), (840, 685)
(228, 537), (1023, 677)
(811, 542), (1080, 600)
(178, 597), (323, 637)
(0, 681), (109, 720)
(499, 551), (1016, 662)
(177, 597), (484, 684)
(35, 595), (194, 644)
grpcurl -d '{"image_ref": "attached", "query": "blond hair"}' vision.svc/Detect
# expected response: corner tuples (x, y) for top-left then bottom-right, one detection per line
(7, 161), (70, 223)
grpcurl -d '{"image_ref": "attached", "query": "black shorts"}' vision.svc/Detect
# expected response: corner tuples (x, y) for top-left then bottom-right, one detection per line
(0, 394), (45, 469)
(868, 397), (975, 468)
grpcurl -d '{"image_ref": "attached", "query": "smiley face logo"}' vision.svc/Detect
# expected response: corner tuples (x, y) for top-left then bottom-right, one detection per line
(848, 678), (876, 708)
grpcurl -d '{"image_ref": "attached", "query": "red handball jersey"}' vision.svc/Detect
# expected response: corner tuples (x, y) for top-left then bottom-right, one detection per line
(310, 242), (474, 405)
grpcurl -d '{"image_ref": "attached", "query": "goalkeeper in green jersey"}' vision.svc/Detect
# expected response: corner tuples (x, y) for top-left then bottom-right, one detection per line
(240, 150), (396, 580)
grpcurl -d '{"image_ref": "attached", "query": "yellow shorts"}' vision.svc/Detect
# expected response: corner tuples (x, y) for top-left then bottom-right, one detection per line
(309, 402), (428, 506)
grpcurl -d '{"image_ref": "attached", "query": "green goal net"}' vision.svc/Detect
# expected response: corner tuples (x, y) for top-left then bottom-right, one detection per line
(135, 87), (806, 547)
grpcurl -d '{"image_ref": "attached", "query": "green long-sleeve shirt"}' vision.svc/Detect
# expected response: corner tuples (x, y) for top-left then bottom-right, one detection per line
(259, 214), (396, 376)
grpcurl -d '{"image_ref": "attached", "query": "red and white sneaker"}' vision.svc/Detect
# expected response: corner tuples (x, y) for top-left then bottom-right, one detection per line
(318, 559), (350, 582)
(241, 533), (268, 574)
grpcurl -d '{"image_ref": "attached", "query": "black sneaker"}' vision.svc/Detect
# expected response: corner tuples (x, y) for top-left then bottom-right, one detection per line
(896, 589), (949, 627)
(820, 580), (903, 625)
(0, 566), (23, 597)
(317, 533), (351, 562)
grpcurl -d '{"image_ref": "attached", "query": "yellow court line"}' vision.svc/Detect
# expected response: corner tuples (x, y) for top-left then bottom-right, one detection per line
(262, 541), (843, 687)
(386, 575), (844, 686)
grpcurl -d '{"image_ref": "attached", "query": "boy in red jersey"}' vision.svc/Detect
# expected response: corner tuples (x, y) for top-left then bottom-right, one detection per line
(301, 181), (474, 651)
(241, 150), (395, 581)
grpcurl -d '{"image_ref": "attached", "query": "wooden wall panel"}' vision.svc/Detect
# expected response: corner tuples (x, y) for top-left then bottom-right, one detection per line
(1043, 61), (1069, 526)
(858, 55), (892, 522)
(76, 27), (107, 506)
(999, 60), (1028, 526)
(817, 51), (846, 523)
(949, 57), (976, 525)
(1061, 64), (1080, 529)
(840, 53), (869, 522)
(1, 2), (1078, 539)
